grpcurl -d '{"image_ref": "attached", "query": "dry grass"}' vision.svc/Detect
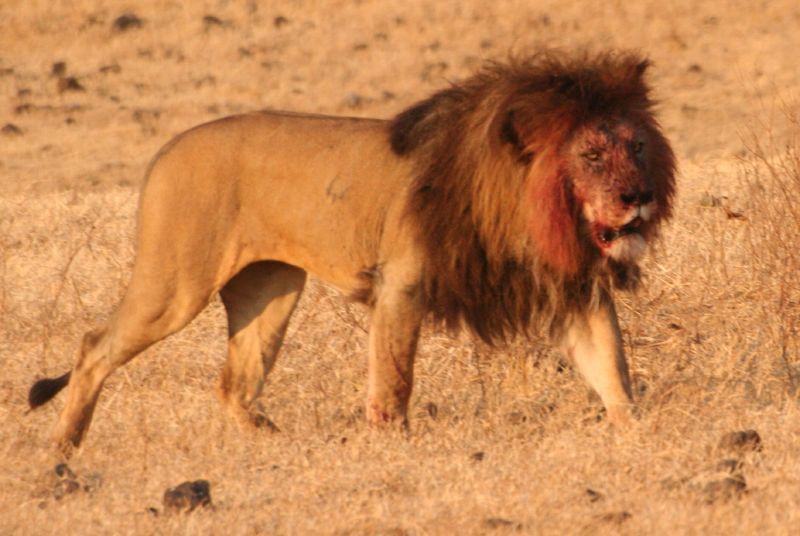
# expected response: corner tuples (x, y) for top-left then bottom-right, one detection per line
(2, 1), (800, 534)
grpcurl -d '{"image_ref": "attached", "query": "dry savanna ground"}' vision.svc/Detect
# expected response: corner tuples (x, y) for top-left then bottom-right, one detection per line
(2, 0), (800, 534)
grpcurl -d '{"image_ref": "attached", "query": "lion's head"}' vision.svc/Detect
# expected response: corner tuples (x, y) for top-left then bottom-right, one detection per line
(391, 51), (676, 342)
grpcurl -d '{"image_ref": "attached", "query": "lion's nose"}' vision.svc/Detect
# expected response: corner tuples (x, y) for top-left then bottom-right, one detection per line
(620, 190), (654, 206)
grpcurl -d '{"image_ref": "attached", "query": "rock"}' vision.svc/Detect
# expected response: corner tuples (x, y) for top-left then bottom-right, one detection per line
(718, 430), (762, 454)
(46, 463), (100, 501)
(483, 517), (522, 530)
(470, 451), (485, 462)
(53, 479), (80, 500)
(507, 411), (527, 425)
(424, 401), (438, 420)
(163, 480), (212, 513)
(723, 207), (746, 220)
(203, 15), (230, 31)
(703, 475), (747, 503)
(2, 123), (23, 136)
(54, 463), (76, 479)
(51, 62), (67, 77)
(597, 511), (632, 524)
(112, 13), (144, 33)
(586, 488), (604, 502)
(99, 64), (122, 75)
(57, 77), (85, 93)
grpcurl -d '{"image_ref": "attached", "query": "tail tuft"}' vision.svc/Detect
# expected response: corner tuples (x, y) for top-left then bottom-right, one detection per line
(28, 372), (71, 409)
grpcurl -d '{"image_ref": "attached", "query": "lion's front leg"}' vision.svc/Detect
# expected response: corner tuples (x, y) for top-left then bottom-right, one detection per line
(366, 273), (425, 427)
(559, 290), (634, 425)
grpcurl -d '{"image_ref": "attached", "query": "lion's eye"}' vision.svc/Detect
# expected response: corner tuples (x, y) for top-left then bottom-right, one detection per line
(582, 150), (601, 162)
(633, 141), (645, 154)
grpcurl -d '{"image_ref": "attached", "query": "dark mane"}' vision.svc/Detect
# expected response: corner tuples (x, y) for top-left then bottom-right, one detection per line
(390, 51), (675, 344)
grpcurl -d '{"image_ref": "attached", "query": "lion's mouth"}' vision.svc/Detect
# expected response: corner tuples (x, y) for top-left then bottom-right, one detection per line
(595, 217), (643, 248)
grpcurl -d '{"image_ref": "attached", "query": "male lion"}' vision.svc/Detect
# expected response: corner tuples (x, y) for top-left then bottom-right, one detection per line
(30, 51), (675, 454)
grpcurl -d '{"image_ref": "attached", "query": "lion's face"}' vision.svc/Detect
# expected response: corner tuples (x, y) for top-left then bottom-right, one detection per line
(565, 119), (659, 263)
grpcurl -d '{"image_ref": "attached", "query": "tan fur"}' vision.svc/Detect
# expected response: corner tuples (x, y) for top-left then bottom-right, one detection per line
(30, 52), (675, 454)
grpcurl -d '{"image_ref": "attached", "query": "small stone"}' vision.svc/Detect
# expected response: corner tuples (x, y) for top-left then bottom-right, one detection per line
(703, 476), (746, 503)
(203, 14), (224, 26)
(112, 13), (144, 32)
(203, 15), (231, 30)
(598, 511), (632, 524)
(57, 76), (85, 93)
(99, 64), (122, 75)
(54, 463), (76, 479)
(51, 62), (67, 77)
(719, 430), (762, 453)
(425, 401), (438, 420)
(53, 479), (80, 500)
(483, 517), (522, 530)
(507, 411), (527, 425)
(586, 488), (604, 502)
(724, 207), (746, 220)
(470, 451), (485, 462)
(1, 123), (23, 136)
(163, 480), (212, 513)
(273, 15), (289, 28)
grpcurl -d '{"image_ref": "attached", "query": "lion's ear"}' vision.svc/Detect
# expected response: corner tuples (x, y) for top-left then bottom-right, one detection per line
(500, 111), (534, 164)
(635, 59), (650, 78)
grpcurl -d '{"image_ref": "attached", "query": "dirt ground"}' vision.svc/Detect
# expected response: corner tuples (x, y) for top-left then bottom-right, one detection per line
(2, 1), (800, 534)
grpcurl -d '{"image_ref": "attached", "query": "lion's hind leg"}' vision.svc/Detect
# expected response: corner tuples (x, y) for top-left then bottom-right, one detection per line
(50, 270), (217, 455)
(218, 261), (306, 428)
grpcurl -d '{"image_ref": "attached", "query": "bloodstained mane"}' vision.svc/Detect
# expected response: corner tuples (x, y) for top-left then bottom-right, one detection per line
(389, 51), (676, 344)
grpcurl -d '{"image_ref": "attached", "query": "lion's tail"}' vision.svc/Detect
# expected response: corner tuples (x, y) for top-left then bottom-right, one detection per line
(28, 372), (71, 409)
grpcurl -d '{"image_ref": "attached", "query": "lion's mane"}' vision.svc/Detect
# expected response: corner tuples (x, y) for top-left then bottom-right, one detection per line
(390, 51), (676, 343)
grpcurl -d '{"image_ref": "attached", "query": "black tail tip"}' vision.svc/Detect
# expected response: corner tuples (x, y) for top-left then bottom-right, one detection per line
(28, 372), (71, 409)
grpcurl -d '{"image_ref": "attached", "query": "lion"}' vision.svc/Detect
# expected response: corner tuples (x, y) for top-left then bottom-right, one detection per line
(29, 51), (675, 454)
